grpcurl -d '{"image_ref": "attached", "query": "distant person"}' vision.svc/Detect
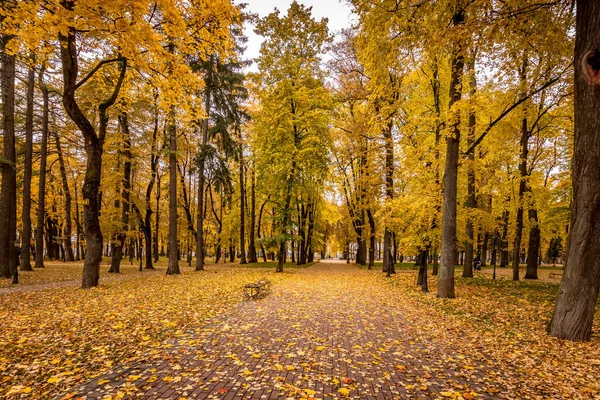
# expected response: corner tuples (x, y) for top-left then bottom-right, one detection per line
(473, 255), (482, 271)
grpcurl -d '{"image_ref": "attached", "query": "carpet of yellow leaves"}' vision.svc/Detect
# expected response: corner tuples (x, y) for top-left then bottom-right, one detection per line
(385, 269), (600, 398)
(0, 261), (290, 398)
(0, 261), (599, 399)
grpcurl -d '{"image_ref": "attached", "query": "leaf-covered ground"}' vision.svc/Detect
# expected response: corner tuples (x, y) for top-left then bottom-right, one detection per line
(0, 260), (598, 399)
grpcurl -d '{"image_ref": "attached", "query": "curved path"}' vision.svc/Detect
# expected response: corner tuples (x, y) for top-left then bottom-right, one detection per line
(64, 261), (524, 399)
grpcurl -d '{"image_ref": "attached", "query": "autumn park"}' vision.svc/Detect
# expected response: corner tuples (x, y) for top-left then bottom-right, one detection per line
(0, 0), (600, 398)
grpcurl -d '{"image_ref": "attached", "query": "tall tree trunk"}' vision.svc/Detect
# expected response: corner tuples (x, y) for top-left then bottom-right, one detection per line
(463, 56), (477, 278)
(154, 171), (161, 263)
(20, 62), (35, 271)
(34, 71), (51, 268)
(167, 110), (180, 275)
(248, 166), (258, 263)
(257, 196), (269, 263)
(481, 231), (488, 267)
(383, 119), (394, 275)
(525, 208), (540, 279)
(277, 161), (295, 273)
(0, 25), (17, 279)
(438, 6), (465, 298)
(74, 176), (82, 261)
(367, 209), (375, 269)
(512, 59), (529, 282)
(549, 0), (600, 341)
(239, 151), (247, 264)
(195, 55), (213, 271)
(59, 9), (126, 287)
(109, 113), (131, 273)
(53, 131), (75, 262)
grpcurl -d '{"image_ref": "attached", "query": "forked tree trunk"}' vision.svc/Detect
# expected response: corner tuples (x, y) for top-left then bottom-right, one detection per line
(438, 6), (465, 299)
(549, 0), (600, 341)
(59, 7), (126, 287)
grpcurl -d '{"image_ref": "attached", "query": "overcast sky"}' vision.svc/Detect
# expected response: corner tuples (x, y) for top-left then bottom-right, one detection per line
(241, 0), (355, 69)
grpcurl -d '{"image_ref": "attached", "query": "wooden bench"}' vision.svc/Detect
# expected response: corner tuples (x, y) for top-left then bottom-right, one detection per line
(244, 279), (272, 300)
(549, 272), (563, 279)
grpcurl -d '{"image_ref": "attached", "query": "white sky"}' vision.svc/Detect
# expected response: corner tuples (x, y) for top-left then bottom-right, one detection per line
(241, 0), (355, 70)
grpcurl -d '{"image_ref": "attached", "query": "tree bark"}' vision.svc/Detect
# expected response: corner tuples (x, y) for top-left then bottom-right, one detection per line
(239, 150), (247, 264)
(438, 6), (465, 298)
(195, 56), (214, 271)
(154, 171), (161, 263)
(248, 166), (258, 263)
(109, 113), (131, 273)
(525, 207), (540, 279)
(58, 5), (126, 287)
(0, 26), (17, 279)
(167, 110), (180, 275)
(548, 0), (600, 341)
(367, 209), (375, 269)
(383, 119), (394, 275)
(512, 59), (529, 282)
(463, 56), (477, 278)
(20, 62), (35, 271)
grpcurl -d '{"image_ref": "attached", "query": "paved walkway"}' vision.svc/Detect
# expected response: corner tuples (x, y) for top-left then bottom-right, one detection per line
(63, 261), (523, 399)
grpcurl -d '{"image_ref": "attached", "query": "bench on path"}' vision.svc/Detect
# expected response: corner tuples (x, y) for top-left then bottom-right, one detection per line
(549, 272), (563, 279)
(244, 279), (272, 300)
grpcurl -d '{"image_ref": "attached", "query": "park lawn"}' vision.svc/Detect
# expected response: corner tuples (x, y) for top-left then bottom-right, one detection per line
(0, 264), (290, 399)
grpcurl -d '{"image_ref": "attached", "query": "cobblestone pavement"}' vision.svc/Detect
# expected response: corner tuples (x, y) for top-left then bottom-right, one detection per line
(62, 261), (526, 399)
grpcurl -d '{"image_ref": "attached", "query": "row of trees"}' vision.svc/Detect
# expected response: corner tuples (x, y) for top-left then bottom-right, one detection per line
(1, 0), (599, 342)
(326, 0), (599, 342)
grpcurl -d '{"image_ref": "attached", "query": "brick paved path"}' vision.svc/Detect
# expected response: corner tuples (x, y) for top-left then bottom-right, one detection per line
(64, 261), (525, 399)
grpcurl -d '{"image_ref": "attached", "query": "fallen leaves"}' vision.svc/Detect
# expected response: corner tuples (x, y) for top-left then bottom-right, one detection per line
(0, 262), (282, 398)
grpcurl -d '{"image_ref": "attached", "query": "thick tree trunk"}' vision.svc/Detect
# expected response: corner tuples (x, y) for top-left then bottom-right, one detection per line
(167, 111), (180, 275)
(20, 62), (35, 271)
(0, 29), (17, 279)
(549, 0), (600, 341)
(53, 131), (75, 262)
(438, 6), (465, 298)
(59, 11), (126, 287)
